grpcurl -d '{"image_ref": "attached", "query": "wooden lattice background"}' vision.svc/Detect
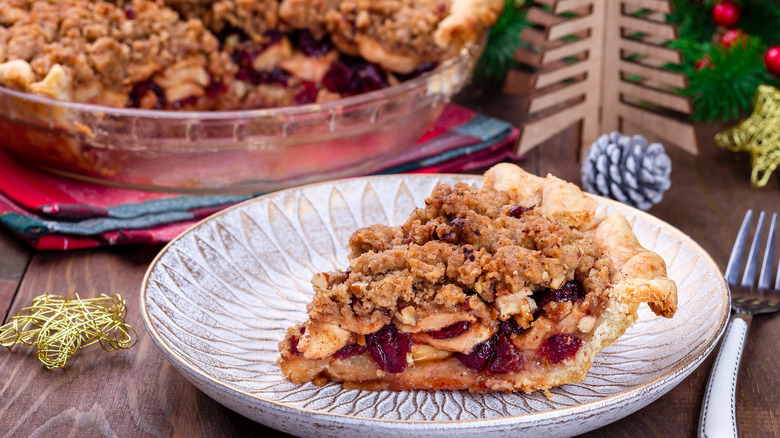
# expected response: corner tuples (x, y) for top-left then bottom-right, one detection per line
(503, 0), (699, 159)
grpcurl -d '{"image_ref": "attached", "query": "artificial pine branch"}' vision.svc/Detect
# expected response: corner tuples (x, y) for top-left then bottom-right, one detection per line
(682, 36), (776, 122)
(739, 0), (780, 46)
(666, 0), (780, 122)
(473, 0), (531, 84)
(666, 0), (717, 44)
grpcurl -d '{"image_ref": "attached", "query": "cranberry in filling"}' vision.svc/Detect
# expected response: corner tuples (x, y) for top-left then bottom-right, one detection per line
(507, 205), (530, 218)
(457, 324), (526, 373)
(290, 326), (306, 354)
(323, 57), (388, 95)
(538, 333), (583, 364)
(488, 334), (524, 374)
(457, 337), (494, 371)
(296, 30), (332, 57)
(232, 31), (287, 85)
(366, 325), (412, 373)
(533, 281), (586, 307)
(294, 80), (318, 105)
(333, 342), (367, 360)
(395, 61), (437, 81)
(128, 79), (165, 109)
(206, 80), (227, 98)
(427, 321), (471, 339)
(498, 318), (525, 337)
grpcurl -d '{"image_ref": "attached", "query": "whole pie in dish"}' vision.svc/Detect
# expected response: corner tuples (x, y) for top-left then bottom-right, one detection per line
(278, 163), (677, 393)
(0, 0), (502, 110)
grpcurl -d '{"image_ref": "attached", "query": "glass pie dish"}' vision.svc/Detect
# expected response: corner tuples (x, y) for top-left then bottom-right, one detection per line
(0, 45), (480, 194)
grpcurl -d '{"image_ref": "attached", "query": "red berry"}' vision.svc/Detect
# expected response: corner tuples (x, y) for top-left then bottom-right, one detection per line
(765, 46), (780, 76)
(719, 29), (746, 48)
(488, 335), (525, 374)
(712, 1), (741, 28)
(427, 321), (471, 339)
(533, 281), (586, 307)
(293, 80), (318, 105)
(538, 334), (583, 364)
(366, 325), (412, 373)
(507, 205), (530, 218)
(333, 342), (367, 360)
(694, 55), (713, 71)
(457, 338), (494, 371)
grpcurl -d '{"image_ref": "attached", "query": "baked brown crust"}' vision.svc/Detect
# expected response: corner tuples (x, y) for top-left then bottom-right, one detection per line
(278, 163), (677, 393)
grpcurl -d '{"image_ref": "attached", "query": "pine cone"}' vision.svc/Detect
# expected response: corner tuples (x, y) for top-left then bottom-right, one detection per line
(581, 132), (672, 211)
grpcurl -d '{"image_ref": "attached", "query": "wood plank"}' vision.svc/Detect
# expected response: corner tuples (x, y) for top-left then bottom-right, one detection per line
(527, 79), (591, 114)
(619, 60), (688, 88)
(579, 0), (607, 157)
(619, 38), (683, 63)
(554, 0), (596, 14)
(533, 0), (557, 8)
(513, 47), (544, 68)
(548, 14), (599, 40)
(526, 7), (566, 27)
(541, 37), (595, 65)
(0, 228), (31, 322)
(502, 69), (535, 95)
(618, 15), (678, 40)
(521, 27), (566, 49)
(622, 0), (673, 13)
(534, 59), (592, 88)
(617, 80), (693, 114)
(0, 247), (282, 437)
(517, 101), (589, 155)
(618, 102), (699, 155)
(599, 0), (623, 137)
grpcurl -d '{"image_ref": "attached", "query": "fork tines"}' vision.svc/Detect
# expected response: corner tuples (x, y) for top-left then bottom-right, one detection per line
(725, 210), (780, 290)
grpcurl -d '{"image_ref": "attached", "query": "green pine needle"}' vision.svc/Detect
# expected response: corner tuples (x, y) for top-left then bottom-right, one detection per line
(473, 0), (531, 84)
(666, 0), (717, 44)
(682, 36), (776, 123)
(739, 0), (780, 45)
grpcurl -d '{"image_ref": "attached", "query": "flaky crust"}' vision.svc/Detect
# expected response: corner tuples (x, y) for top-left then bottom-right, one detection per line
(480, 163), (678, 391)
(484, 163), (677, 317)
(434, 0), (504, 51)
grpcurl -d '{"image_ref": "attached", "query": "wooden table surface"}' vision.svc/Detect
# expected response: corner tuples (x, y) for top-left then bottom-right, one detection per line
(1, 92), (779, 438)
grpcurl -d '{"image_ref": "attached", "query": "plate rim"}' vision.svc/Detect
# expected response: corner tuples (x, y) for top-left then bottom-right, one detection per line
(140, 172), (730, 427)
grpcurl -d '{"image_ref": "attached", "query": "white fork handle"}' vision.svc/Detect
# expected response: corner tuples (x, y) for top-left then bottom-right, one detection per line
(699, 313), (752, 438)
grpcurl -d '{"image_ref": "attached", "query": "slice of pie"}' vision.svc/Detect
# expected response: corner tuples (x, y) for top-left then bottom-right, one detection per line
(278, 163), (677, 393)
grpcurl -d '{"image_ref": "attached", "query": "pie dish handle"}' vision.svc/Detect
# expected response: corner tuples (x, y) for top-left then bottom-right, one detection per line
(698, 312), (750, 438)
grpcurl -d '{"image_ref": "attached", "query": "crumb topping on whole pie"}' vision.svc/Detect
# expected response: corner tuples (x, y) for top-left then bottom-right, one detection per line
(278, 163), (677, 393)
(0, 0), (502, 110)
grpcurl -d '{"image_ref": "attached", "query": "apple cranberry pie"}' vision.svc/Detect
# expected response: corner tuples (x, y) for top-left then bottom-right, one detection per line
(278, 163), (677, 393)
(0, 0), (501, 110)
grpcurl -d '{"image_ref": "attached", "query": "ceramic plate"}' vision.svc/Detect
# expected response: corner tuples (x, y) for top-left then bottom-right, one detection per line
(140, 174), (729, 438)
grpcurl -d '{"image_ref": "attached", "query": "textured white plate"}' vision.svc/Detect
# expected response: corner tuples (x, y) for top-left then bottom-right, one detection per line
(141, 174), (729, 438)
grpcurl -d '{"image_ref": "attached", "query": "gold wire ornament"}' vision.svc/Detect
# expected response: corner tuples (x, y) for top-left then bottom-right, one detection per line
(715, 85), (780, 188)
(0, 293), (137, 369)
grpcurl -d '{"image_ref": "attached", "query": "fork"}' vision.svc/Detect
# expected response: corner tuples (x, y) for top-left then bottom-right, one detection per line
(699, 210), (780, 438)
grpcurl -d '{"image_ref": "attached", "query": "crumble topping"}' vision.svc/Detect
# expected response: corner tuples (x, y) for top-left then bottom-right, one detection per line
(307, 182), (611, 335)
